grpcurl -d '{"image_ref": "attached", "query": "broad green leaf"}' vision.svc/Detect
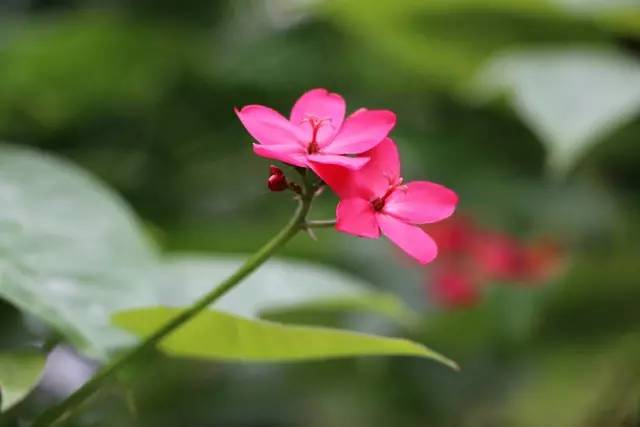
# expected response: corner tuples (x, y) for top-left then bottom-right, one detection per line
(152, 256), (415, 323)
(475, 48), (640, 175)
(113, 307), (457, 369)
(259, 295), (416, 327)
(0, 143), (158, 358)
(0, 144), (420, 361)
(0, 351), (47, 412)
(0, 145), (156, 273)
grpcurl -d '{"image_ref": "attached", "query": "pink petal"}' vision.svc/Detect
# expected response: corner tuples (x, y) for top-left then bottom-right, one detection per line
(384, 181), (458, 224)
(308, 161), (358, 199)
(311, 138), (400, 200)
(236, 105), (304, 147)
(307, 153), (369, 170)
(253, 144), (307, 167)
(336, 198), (380, 238)
(325, 109), (396, 154)
(290, 88), (346, 134)
(377, 213), (438, 264)
(354, 138), (401, 196)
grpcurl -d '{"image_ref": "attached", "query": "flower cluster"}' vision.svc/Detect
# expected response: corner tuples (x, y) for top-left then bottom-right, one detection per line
(424, 216), (564, 308)
(237, 88), (458, 264)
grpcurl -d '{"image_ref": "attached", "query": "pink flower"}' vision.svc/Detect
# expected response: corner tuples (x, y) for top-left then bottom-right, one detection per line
(235, 88), (396, 170)
(471, 232), (526, 281)
(423, 216), (565, 309)
(315, 138), (458, 264)
(471, 234), (563, 284)
(430, 268), (481, 308)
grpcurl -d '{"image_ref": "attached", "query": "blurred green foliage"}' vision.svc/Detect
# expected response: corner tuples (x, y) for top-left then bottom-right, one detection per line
(1, 0), (640, 426)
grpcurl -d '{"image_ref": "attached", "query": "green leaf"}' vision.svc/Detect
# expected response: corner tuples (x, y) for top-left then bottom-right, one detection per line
(260, 294), (416, 327)
(0, 351), (47, 412)
(113, 307), (457, 369)
(152, 256), (415, 323)
(0, 144), (157, 272)
(325, 0), (613, 89)
(474, 48), (640, 175)
(0, 144), (419, 361)
(0, 143), (158, 358)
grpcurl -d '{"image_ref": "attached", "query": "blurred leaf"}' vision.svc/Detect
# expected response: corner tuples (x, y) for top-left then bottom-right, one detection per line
(0, 13), (196, 130)
(0, 144), (156, 271)
(0, 143), (157, 358)
(151, 256), (415, 324)
(475, 48), (640, 175)
(325, 0), (610, 89)
(550, 0), (640, 35)
(113, 307), (457, 368)
(0, 350), (46, 412)
(0, 144), (414, 359)
(260, 294), (416, 327)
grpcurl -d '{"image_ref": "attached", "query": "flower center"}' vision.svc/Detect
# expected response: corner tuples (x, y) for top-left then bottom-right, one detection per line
(302, 116), (332, 154)
(371, 177), (406, 212)
(371, 197), (385, 211)
(307, 140), (320, 154)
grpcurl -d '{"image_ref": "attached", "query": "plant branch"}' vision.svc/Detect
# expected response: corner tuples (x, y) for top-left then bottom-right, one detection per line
(32, 177), (316, 427)
(300, 219), (336, 229)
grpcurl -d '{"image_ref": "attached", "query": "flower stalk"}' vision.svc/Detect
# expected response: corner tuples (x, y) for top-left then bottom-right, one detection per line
(32, 173), (319, 427)
(300, 219), (337, 229)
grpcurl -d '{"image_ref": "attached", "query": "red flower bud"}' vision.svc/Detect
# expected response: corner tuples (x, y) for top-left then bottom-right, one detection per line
(269, 165), (283, 177)
(267, 165), (288, 192)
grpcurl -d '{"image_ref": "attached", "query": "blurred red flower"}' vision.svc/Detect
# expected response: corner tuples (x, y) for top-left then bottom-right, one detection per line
(424, 216), (564, 309)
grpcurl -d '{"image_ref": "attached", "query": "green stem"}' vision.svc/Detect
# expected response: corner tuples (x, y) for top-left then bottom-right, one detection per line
(32, 182), (315, 427)
(300, 219), (336, 229)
